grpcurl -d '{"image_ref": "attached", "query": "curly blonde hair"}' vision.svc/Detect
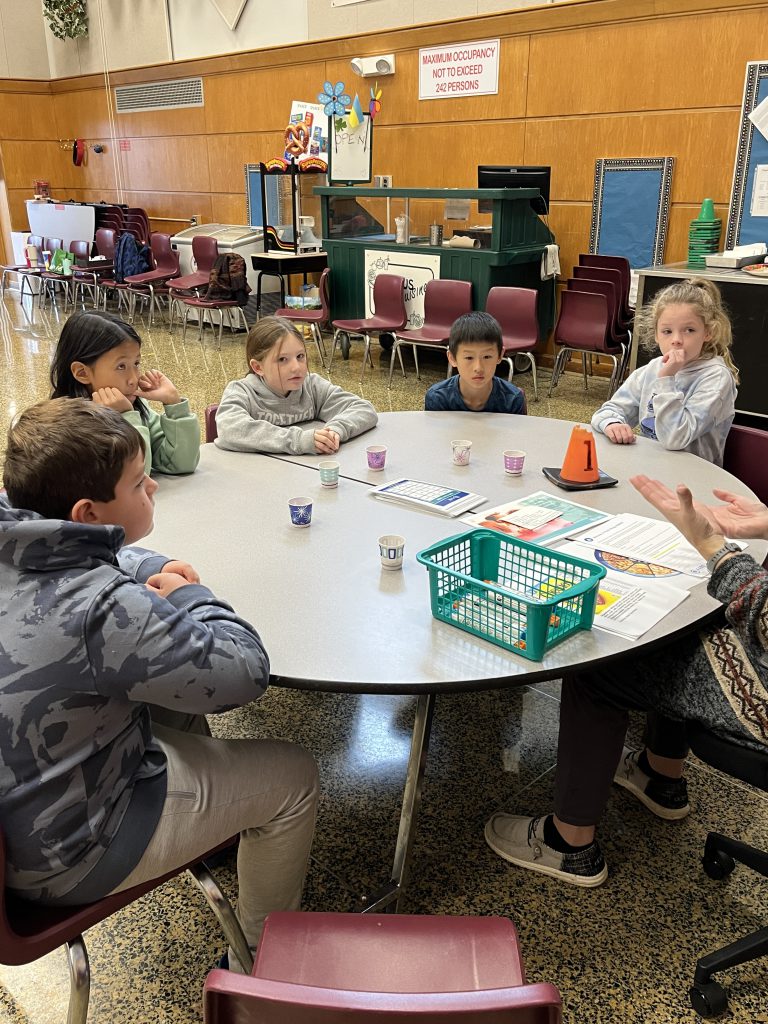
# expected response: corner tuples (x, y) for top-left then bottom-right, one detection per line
(635, 277), (739, 384)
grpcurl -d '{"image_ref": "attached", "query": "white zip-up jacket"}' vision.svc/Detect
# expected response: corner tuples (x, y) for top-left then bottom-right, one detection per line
(591, 355), (736, 466)
(215, 372), (378, 454)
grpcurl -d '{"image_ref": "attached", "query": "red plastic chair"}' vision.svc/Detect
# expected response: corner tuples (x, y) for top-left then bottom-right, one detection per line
(205, 403), (219, 443)
(331, 273), (407, 382)
(0, 827), (250, 1024)
(572, 265), (632, 330)
(124, 232), (181, 325)
(169, 236), (221, 327)
(204, 911), (562, 1023)
(275, 266), (331, 367)
(0, 233), (44, 298)
(548, 289), (623, 397)
(579, 253), (633, 321)
(77, 228), (120, 310)
(485, 286), (540, 401)
(178, 295), (248, 346)
(389, 279), (473, 387)
(723, 424), (768, 504)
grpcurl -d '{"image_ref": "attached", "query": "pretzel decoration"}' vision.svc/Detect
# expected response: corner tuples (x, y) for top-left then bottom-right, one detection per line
(284, 121), (310, 158)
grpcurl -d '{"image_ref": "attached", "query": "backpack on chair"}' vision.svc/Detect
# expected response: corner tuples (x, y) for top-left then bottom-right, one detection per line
(113, 233), (152, 282)
(205, 254), (251, 306)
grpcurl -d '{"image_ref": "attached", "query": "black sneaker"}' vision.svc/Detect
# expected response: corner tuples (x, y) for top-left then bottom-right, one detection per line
(613, 748), (690, 820)
(484, 813), (608, 887)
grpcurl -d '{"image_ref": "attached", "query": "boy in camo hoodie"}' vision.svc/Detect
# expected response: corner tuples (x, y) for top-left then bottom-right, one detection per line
(0, 399), (317, 968)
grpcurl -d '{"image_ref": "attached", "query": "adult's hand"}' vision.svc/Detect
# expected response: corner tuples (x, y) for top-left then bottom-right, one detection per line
(629, 475), (721, 557)
(706, 489), (768, 540)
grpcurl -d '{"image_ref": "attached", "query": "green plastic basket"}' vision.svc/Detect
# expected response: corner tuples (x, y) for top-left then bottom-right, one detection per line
(416, 529), (606, 661)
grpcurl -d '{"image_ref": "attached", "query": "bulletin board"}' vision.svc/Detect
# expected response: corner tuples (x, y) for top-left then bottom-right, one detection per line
(589, 157), (674, 268)
(725, 61), (768, 249)
(328, 113), (373, 185)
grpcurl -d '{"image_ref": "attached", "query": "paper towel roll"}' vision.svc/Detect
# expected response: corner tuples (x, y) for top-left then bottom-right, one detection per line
(448, 235), (479, 248)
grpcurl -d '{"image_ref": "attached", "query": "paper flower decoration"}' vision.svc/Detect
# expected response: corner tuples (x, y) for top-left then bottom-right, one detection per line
(318, 81), (350, 118)
(369, 82), (382, 119)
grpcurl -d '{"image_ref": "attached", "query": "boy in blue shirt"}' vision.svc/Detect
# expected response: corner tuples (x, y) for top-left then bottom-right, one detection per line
(424, 311), (526, 413)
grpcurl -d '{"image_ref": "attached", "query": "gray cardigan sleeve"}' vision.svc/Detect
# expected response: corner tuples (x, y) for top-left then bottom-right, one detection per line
(310, 376), (378, 441)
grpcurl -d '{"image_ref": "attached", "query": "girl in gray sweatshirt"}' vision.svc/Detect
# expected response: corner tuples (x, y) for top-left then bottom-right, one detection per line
(216, 316), (378, 455)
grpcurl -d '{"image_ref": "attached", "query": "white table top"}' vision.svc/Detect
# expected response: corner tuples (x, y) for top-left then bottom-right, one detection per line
(150, 414), (766, 693)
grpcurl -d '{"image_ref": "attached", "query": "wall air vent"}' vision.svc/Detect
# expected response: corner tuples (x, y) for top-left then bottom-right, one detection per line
(114, 77), (204, 114)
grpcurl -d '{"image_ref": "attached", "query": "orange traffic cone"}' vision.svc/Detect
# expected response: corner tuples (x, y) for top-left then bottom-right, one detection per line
(560, 425), (599, 484)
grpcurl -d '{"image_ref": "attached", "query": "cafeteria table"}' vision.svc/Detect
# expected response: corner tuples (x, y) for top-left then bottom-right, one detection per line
(151, 414), (765, 909)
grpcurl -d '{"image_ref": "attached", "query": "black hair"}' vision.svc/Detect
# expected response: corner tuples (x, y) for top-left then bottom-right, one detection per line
(49, 310), (149, 422)
(447, 311), (503, 357)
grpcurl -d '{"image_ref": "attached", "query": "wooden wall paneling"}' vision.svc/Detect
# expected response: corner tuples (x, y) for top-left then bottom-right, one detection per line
(52, 88), (111, 141)
(6, 189), (33, 231)
(0, 91), (56, 140)
(207, 131), (285, 192)
(373, 121), (527, 189)
(323, 34), (529, 128)
(118, 136), (212, 193)
(210, 193), (248, 224)
(204, 64), (326, 134)
(527, 9), (768, 117)
(122, 191), (214, 225)
(114, 103), (208, 140)
(525, 110), (742, 204)
(1, 140), (71, 191)
(544, 202), (593, 298)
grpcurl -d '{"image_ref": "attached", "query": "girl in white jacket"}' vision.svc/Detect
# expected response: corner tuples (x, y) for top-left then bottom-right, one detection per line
(216, 316), (378, 455)
(591, 278), (738, 466)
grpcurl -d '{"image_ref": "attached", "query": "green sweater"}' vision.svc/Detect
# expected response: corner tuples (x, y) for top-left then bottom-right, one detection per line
(123, 397), (200, 475)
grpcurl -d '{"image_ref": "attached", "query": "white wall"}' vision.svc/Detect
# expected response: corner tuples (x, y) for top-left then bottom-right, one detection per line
(12, 0), (572, 80)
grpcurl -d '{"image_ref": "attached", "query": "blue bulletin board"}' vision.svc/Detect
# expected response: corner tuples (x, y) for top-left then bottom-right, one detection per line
(589, 157), (675, 268)
(726, 61), (768, 249)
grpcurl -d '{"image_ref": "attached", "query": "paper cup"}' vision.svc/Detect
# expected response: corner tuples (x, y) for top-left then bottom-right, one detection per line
(318, 460), (340, 488)
(288, 496), (313, 527)
(451, 440), (472, 466)
(366, 445), (387, 471)
(503, 449), (526, 475)
(378, 534), (405, 571)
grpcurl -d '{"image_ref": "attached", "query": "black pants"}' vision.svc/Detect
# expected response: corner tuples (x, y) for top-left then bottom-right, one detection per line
(553, 625), (764, 827)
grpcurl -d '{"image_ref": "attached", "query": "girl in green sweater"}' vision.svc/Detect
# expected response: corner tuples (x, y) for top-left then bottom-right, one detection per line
(50, 310), (200, 476)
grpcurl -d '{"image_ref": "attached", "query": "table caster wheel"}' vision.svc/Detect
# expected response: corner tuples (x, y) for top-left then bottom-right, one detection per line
(340, 333), (351, 359)
(703, 849), (735, 880)
(690, 981), (728, 1017)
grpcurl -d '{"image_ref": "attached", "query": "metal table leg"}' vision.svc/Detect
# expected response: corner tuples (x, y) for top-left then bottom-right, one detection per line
(357, 692), (436, 913)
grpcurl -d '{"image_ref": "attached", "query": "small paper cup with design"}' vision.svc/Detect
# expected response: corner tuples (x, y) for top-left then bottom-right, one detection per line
(503, 449), (526, 475)
(451, 439), (472, 466)
(366, 445), (387, 471)
(288, 496), (313, 527)
(318, 460), (340, 488)
(378, 534), (405, 571)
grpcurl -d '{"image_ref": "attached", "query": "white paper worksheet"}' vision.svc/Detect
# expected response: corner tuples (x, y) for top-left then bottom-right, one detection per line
(572, 513), (709, 577)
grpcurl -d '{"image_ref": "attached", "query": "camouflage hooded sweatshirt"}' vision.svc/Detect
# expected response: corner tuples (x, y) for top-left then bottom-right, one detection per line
(0, 497), (269, 903)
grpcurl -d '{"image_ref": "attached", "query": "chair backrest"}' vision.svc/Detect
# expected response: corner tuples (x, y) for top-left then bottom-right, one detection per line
(318, 266), (331, 320)
(69, 239), (92, 260)
(372, 273), (407, 329)
(423, 279), (473, 331)
(485, 286), (538, 349)
(95, 227), (117, 260)
(575, 261), (631, 317)
(43, 237), (63, 254)
(205, 404), (219, 443)
(192, 235), (220, 274)
(579, 253), (631, 303)
(26, 234), (43, 249)
(150, 232), (180, 275)
(723, 424), (768, 505)
(567, 277), (623, 337)
(554, 289), (613, 353)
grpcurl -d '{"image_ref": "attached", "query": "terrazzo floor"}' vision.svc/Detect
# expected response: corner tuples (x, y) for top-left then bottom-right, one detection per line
(1, 289), (767, 1024)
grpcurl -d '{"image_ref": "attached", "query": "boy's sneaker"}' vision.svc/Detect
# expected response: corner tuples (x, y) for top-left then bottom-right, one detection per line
(484, 813), (608, 887)
(613, 747), (690, 820)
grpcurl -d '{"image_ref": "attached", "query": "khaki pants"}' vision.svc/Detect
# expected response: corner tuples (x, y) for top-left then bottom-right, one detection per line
(110, 724), (318, 963)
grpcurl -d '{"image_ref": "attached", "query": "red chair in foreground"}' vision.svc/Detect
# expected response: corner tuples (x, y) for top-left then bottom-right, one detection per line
(0, 827), (251, 1024)
(124, 232), (180, 324)
(205, 403), (219, 443)
(275, 266), (331, 367)
(389, 279), (473, 387)
(169, 235), (220, 328)
(331, 273), (407, 382)
(485, 286), (540, 401)
(204, 911), (562, 1023)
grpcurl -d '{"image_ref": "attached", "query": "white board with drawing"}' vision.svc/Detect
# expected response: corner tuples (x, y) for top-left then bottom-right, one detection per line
(329, 113), (373, 184)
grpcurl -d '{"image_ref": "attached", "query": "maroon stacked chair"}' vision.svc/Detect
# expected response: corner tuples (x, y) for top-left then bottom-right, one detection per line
(548, 288), (623, 397)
